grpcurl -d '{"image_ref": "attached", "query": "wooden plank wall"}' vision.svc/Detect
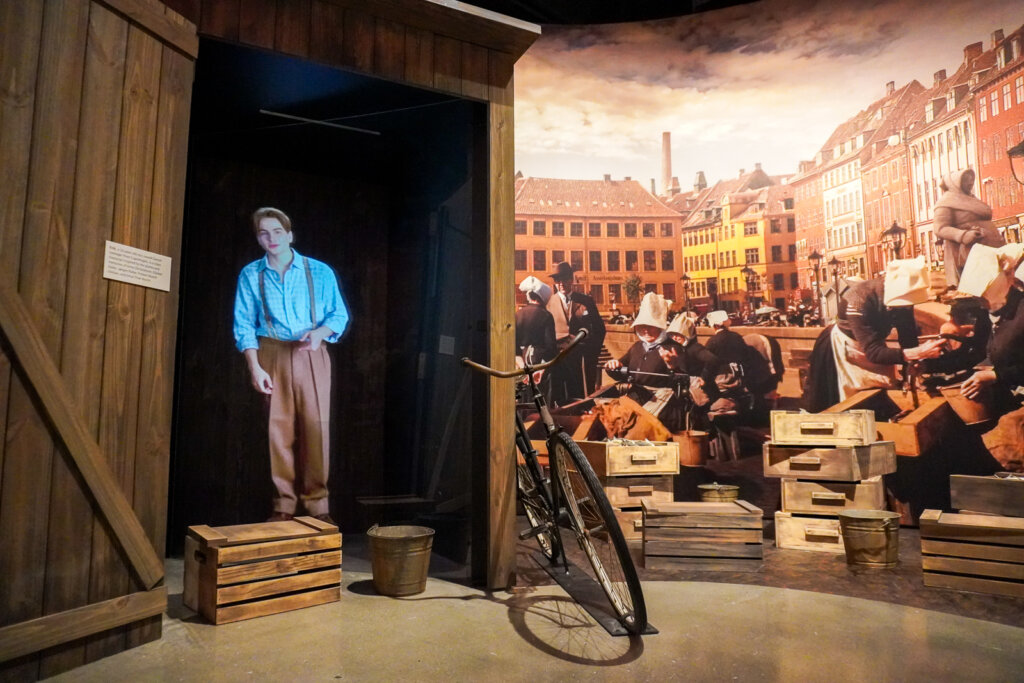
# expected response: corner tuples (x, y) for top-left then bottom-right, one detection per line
(0, 0), (194, 678)
(160, 0), (531, 588)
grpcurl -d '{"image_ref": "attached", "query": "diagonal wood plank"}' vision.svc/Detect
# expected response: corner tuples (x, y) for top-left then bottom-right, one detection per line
(0, 284), (163, 590)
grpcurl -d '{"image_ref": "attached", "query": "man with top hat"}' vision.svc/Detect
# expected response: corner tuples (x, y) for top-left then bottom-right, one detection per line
(234, 207), (349, 524)
(547, 261), (606, 403)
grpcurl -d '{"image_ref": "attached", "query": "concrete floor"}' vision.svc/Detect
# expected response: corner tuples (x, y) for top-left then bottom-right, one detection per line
(52, 553), (1024, 682)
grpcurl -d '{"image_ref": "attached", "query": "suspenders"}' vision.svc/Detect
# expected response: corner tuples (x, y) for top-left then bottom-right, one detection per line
(258, 256), (316, 340)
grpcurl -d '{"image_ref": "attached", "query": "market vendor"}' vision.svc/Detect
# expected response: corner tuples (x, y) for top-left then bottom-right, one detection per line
(660, 313), (721, 405)
(806, 256), (946, 408)
(604, 292), (683, 388)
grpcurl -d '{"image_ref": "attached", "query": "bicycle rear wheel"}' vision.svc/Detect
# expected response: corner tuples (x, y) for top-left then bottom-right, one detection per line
(517, 463), (560, 562)
(549, 431), (647, 634)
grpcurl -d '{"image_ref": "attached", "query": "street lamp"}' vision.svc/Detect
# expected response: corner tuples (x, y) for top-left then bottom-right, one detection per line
(680, 273), (691, 313)
(741, 264), (757, 309)
(809, 249), (823, 323)
(1009, 140), (1024, 185)
(881, 221), (907, 260)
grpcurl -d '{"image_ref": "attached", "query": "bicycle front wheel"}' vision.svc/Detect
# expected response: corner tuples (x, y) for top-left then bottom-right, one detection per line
(549, 431), (647, 634)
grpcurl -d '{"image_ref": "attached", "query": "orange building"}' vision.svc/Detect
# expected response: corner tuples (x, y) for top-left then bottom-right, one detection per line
(514, 175), (684, 312)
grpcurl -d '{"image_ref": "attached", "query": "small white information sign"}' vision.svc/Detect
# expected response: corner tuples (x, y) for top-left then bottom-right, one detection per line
(102, 240), (172, 292)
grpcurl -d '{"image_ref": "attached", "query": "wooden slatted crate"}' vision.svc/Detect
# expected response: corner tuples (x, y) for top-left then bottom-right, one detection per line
(642, 499), (763, 571)
(770, 410), (876, 446)
(183, 517), (342, 624)
(920, 509), (1024, 598)
(774, 511), (845, 554)
(780, 476), (885, 515)
(763, 441), (896, 481)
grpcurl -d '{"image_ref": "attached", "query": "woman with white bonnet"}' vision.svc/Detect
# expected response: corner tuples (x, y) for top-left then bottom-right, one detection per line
(810, 257), (946, 406)
(604, 292), (683, 388)
(515, 275), (556, 367)
(934, 168), (1004, 288)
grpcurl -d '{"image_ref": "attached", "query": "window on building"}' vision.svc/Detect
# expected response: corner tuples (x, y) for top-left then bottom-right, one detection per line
(644, 283), (658, 294)
(589, 251), (602, 271)
(607, 251), (620, 271)
(745, 247), (760, 264)
(514, 250), (526, 270)
(771, 245), (782, 262)
(607, 222), (619, 237)
(660, 222), (673, 237)
(570, 250), (583, 271)
(533, 250), (546, 271)
(552, 250), (564, 264)
(590, 284), (604, 304)
(787, 217), (795, 232)
(790, 272), (799, 289)
(711, 254), (716, 269)
(570, 221), (583, 237)
(788, 244), (797, 261)
(1005, 83), (1013, 110)
(744, 222), (758, 236)
(1017, 76), (1024, 104)
(663, 283), (676, 301)
(643, 250), (657, 270)
(995, 133), (1003, 159)
(552, 221), (565, 236)
(625, 222), (637, 237)
(533, 220), (545, 236)
(514, 220), (526, 235)
(784, 197), (794, 210)
(881, 165), (889, 185)
(982, 138), (991, 165)
(625, 250), (638, 271)
(609, 284), (622, 304)
(773, 273), (785, 291)
(588, 222), (601, 237)
(661, 250), (674, 270)
(770, 219), (781, 233)
(992, 94), (1000, 117)
(642, 222), (655, 237)
(981, 96), (988, 122)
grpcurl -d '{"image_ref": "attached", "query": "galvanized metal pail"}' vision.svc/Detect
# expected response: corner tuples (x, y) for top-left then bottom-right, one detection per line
(698, 482), (739, 502)
(367, 524), (435, 596)
(838, 510), (900, 568)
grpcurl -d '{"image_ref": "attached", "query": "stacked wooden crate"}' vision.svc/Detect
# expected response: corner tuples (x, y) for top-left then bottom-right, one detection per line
(642, 499), (764, 570)
(920, 474), (1024, 598)
(183, 516), (342, 624)
(577, 440), (680, 540)
(765, 410), (896, 553)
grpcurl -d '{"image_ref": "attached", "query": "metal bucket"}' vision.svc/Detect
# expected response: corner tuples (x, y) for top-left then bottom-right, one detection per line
(676, 430), (710, 467)
(838, 510), (900, 568)
(698, 482), (739, 502)
(367, 524), (435, 596)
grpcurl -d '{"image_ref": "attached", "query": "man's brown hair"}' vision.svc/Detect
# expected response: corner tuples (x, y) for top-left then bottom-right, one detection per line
(252, 207), (292, 235)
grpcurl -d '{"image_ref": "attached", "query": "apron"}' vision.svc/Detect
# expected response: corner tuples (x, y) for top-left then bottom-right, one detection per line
(829, 325), (896, 400)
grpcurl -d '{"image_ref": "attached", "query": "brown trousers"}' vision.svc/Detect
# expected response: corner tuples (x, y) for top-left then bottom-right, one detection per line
(258, 338), (331, 516)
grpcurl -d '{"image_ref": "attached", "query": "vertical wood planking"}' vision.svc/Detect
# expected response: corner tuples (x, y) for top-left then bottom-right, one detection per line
(37, 5), (128, 677)
(127, 44), (193, 650)
(85, 24), (162, 664)
(309, 0), (345, 65)
(486, 50), (516, 589)
(199, 0), (239, 41)
(274, 0), (310, 57)
(373, 19), (404, 82)
(238, 0), (276, 49)
(433, 35), (462, 95)
(460, 43), (488, 101)
(0, 0), (44, 532)
(0, 0), (90, 658)
(340, 8), (374, 73)
(403, 26), (433, 89)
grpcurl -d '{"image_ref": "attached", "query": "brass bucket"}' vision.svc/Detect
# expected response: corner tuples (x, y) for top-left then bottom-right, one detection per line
(676, 430), (710, 467)
(838, 510), (900, 568)
(367, 524), (435, 596)
(698, 482), (739, 502)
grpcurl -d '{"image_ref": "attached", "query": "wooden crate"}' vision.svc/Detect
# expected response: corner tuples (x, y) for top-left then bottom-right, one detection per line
(770, 410), (876, 446)
(780, 476), (885, 515)
(920, 509), (1024, 598)
(950, 475), (1024, 518)
(614, 508), (644, 541)
(824, 389), (959, 457)
(183, 517), (341, 625)
(602, 475), (673, 509)
(774, 511), (845, 553)
(763, 441), (896, 481)
(577, 440), (680, 477)
(643, 499), (763, 571)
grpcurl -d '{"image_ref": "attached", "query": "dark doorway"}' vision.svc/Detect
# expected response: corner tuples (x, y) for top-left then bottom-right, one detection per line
(168, 39), (488, 581)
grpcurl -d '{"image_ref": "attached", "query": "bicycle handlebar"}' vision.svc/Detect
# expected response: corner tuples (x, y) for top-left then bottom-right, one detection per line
(461, 329), (588, 378)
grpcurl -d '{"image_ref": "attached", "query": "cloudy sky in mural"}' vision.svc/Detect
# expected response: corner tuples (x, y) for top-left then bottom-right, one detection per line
(515, 0), (1024, 190)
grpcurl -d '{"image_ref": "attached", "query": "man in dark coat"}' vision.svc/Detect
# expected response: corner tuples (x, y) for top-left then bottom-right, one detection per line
(547, 262), (607, 401)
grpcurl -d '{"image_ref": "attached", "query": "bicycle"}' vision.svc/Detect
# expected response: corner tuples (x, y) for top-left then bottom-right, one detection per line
(462, 330), (647, 635)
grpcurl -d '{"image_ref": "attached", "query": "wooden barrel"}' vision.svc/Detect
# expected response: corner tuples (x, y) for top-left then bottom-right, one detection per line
(675, 430), (710, 467)
(938, 385), (994, 425)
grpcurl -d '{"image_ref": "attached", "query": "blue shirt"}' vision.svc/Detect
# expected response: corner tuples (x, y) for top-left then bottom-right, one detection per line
(233, 250), (349, 352)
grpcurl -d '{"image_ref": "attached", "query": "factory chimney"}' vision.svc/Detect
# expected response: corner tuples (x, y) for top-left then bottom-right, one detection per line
(661, 132), (672, 196)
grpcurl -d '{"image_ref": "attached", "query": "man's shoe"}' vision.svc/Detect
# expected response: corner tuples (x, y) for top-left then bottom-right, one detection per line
(313, 513), (336, 525)
(267, 511), (293, 522)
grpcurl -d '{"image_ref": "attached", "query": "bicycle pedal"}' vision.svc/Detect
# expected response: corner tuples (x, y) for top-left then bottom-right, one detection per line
(518, 526), (546, 541)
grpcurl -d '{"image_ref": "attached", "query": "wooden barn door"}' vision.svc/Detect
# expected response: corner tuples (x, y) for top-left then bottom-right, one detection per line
(0, 0), (195, 678)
